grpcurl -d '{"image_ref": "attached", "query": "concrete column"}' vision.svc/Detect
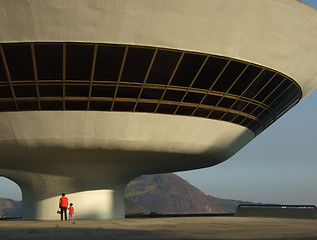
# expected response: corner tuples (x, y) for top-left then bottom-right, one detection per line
(23, 189), (125, 220)
(1, 170), (126, 220)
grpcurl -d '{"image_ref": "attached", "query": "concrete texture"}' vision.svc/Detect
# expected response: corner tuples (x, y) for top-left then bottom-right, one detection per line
(1, 217), (317, 239)
(1, 0), (317, 96)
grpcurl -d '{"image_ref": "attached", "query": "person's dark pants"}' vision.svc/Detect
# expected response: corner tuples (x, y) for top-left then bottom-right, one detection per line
(61, 207), (67, 220)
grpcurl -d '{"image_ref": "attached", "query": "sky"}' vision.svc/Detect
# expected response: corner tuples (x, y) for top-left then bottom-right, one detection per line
(0, 0), (317, 205)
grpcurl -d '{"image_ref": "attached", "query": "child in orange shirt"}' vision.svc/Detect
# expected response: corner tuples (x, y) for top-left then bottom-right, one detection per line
(68, 203), (74, 221)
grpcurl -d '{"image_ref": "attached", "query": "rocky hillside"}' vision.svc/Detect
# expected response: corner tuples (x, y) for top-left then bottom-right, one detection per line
(0, 198), (21, 218)
(125, 173), (252, 215)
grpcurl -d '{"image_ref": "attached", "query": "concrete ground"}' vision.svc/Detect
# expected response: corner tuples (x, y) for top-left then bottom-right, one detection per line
(1, 217), (317, 240)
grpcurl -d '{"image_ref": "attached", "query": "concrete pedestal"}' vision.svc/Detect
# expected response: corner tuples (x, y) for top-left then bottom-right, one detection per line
(23, 190), (125, 220)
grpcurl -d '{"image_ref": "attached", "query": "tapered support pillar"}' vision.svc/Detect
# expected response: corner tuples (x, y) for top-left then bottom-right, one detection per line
(22, 189), (125, 220)
(14, 172), (126, 220)
(1, 170), (126, 220)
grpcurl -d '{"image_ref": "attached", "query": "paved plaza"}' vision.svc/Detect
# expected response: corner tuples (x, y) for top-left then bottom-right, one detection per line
(0, 217), (317, 239)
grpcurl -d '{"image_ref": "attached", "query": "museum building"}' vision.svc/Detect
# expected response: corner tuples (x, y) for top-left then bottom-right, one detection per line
(0, 0), (316, 220)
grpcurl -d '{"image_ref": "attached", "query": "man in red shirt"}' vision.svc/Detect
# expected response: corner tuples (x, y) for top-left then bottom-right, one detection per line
(59, 193), (68, 221)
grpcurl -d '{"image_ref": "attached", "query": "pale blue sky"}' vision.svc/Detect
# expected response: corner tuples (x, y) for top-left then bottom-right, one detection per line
(0, 0), (316, 204)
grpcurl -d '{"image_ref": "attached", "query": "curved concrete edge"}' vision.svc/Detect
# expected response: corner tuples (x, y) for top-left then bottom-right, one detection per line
(0, 0), (317, 96)
(0, 111), (254, 156)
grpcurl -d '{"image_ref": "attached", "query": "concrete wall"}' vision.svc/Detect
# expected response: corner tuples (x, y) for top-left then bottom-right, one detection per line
(0, 111), (254, 176)
(0, 0), (316, 96)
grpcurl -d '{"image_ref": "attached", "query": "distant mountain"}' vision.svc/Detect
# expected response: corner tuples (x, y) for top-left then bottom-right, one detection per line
(125, 173), (253, 215)
(0, 198), (21, 218)
(0, 173), (255, 217)
(124, 197), (152, 214)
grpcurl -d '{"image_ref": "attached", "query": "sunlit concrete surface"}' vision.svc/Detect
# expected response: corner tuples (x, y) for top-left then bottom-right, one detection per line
(1, 217), (317, 239)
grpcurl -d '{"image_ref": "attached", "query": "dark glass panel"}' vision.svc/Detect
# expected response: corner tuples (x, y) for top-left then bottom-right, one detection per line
(13, 85), (36, 97)
(193, 56), (228, 90)
(193, 108), (210, 117)
(65, 85), (89, 97)
(156, 104), (178, 114)
(135, 102), (157, 113)
(248, 120), (262, 133)
(17, 101), (39, 111)
(0, 54), (8, 82)
(121, 47), (155, 83)
(242, 69), (275, 99)
(208, 110), (225, 119)
(65, 101), (88, 110)
(258, 109), (274, 127)
(170, 53), (206, 87)
(278, 93), (300, 117)
(243, 103), (257, 114)
(273, 89), (300, 117)
(0, 101), (16, 111)
(232, 115), (246, 125)
(140, 88), (164, 100)
(91, 85), (115, 98)
(240, 118), (252, 127)
(3, 44), (34, 81)
(35, 44), (63, 80)
(176, 106), (195, 115)
(116, 86), (140, 99)
(183, 92), (204, 104)
(163, 90), (185, 102)
(0, 86), (12, 98)
(40, 101), (63, 110)
(221, 112), (237, 122)
(252, 107), (265, 117)
(66, 44), (94, 80)
(113, 101), (135, 111)
(39, 84), (62, 97)
(254, 74), (284, 102)
(263, 80), (289, 106)
(202, 94), (221, 106)
(291, 92), (301, 104)
(270, 85), (297, 109)
(228, 65), (262, 95)
(89, 101), (112, 111)
(231, 100), (247, 111)
(287, 92), (301, 106)
(212, 61), (246, 92)
(94, 45), (125, 81)
(217, 97), (236, 108)
(147, 50), (182, 85)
